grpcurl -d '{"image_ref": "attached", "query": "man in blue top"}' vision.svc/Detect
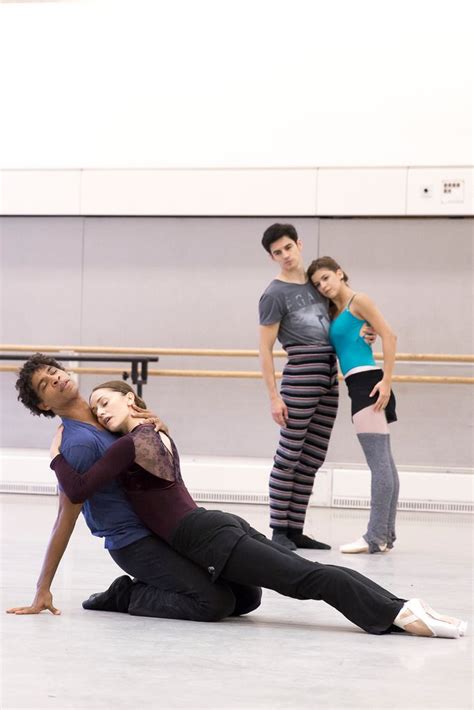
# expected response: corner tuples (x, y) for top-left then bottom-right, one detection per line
(7, 353), (261, 620)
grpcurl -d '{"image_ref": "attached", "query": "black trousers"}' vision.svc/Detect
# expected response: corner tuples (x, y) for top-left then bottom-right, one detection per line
(222, 531), (405, 635)
(110, 535), (262, 621)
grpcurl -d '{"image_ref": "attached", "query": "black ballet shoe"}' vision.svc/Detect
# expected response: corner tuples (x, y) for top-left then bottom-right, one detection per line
(288, 532), (331, 550)
(82, 575), (133, 613)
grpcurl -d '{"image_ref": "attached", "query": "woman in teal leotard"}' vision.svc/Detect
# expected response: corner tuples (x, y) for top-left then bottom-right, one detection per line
(308, 256), (399, 554)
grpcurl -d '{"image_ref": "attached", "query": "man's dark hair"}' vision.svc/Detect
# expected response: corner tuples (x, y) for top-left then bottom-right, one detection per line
(261, 223), (299, 254)
(15, 353), (66, 417)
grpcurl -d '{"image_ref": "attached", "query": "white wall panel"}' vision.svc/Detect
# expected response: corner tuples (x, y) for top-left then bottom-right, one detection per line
(407, 167), (474, 215)
(1, 168), (473, 216)
(317, 168), (407, 215)
(332, 468), (473, 504)
(0, 170), (81, 215)
(2, 450), (471, 512)
(81, 169), (318, 216)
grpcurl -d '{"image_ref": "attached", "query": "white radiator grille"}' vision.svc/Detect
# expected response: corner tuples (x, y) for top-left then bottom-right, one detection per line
(191, 490), (269, 505)
(192, 491), (473, 514)
(332, 496), (473, 514)
(0, 484), (472, 515)
(0, 482), (58, 496)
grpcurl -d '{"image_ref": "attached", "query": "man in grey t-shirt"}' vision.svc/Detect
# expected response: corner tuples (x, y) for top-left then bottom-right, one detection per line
(258, 223), (337, 551)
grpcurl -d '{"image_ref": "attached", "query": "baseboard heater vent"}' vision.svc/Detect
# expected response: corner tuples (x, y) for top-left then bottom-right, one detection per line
(332, 497), (473, 514)
(191, 490), (270, 505)
(0, 482), (58, 496)
(1, 484), (472, 514)
(193, 491), (473, 513)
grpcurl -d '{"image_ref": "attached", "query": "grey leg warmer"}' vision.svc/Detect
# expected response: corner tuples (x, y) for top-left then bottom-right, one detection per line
(357, 433), (395, 552)
(386, 442), (400, 548)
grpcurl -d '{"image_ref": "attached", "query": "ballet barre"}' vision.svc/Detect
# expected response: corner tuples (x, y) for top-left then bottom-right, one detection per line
(0, 364), (472, 385)
(0, 344), (473, 363)
(0, 345), (472, 385)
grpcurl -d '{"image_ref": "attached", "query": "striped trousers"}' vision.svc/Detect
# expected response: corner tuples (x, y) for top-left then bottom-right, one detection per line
(269, 345), (339, 531)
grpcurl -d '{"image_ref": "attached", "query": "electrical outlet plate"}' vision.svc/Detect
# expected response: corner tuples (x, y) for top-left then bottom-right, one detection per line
(441, 179), (464, 203)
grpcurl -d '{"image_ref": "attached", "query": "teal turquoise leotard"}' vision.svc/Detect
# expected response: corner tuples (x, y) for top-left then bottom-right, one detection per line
(329, 307), (376, 376)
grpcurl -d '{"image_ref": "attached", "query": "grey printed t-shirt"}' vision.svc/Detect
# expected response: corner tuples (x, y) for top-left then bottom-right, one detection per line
(259, 280), (331, 348)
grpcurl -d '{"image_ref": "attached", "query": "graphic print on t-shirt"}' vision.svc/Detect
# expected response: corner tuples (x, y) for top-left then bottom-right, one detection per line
(259, 280), (331, 348)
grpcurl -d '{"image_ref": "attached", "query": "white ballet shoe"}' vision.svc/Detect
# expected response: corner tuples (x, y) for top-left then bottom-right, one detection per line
(340, 537), (369, 553)
(395, 599), (462, 639)
(339, 537), (387, 554)
(421, 602), (468, 637)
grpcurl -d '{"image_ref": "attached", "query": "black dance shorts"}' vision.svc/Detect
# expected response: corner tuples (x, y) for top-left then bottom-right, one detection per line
(345, 369), (397, 423)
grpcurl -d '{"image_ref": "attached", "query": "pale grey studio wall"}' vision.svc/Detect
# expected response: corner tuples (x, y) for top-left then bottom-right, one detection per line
(0, 216), (317, 456)
(1, 217), (84, 452)
(0, 216), (472, 469)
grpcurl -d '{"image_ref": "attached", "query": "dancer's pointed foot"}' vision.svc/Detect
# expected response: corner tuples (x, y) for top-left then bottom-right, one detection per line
(419, 601), (468, 637)
(394, 599), (466, 639)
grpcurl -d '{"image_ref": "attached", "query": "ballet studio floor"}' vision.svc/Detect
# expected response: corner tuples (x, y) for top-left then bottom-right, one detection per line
(1, 495), (472, 710)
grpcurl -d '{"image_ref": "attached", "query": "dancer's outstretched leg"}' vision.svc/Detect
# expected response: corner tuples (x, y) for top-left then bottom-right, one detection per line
(246, 526), (404, 606)
(222, 535), (464, 637)
(246, 525), (403, 614)
(222, 535), (404, 634)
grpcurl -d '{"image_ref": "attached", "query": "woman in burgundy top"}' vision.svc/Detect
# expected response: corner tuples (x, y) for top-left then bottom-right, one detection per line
(51, 380), (466, 639)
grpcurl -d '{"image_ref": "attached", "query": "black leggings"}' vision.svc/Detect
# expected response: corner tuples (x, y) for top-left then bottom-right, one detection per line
(222, 533), (405, 634)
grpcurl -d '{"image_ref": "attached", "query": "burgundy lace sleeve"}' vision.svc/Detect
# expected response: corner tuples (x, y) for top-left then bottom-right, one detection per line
(129, 425), (177, 482)
(50, 436), (136, 503)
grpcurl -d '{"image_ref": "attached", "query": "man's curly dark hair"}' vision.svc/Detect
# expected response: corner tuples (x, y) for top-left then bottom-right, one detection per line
(16, 353), (66, 418)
